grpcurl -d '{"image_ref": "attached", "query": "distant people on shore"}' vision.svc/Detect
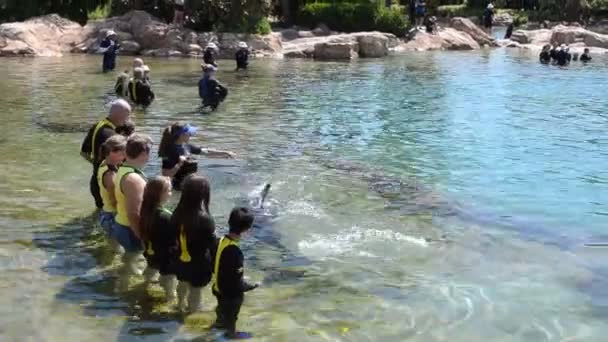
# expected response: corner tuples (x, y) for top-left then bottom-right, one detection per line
(580, 48), (592, 62)
(129, 67), (155, 108)
(235, 42), (250, 71)
(173, 0), (185, 27)
(199, 64), (228, 111)
(415, 0), (426, 29)
(423, 15), (437, 34)
(483, 3), (494, 34)
(100, 30), (120, 73)
(204, 43), (219, 67)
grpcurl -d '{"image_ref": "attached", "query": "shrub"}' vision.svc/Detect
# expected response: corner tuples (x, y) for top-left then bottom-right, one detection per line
(374, 6), (408, 36)
(253, 17), (272, 34)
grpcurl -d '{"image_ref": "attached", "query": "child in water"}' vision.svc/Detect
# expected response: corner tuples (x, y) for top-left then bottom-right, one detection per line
(158, 122), (234, 190)
(212, 206), (258, 338)
(172, 175), (218, 312)
(140, 176), (178, 301)
(97, 135), (127, 251)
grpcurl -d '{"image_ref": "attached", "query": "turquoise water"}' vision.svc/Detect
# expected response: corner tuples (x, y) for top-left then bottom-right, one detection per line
(0, 49), (607, 341)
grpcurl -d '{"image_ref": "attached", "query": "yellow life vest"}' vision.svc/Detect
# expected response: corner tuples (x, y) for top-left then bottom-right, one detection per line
(145, 207), (172, 256)
(90, 118), (116, 161)
(213, 236), (239, 293)
(178, 225), (192, 262)
(96, 161), (117, 213)
(114, 164), (145, 227)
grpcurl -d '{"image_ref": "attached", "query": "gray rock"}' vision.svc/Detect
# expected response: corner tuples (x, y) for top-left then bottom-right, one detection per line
(119, 40), (141, 55)
(314, 42), (359, 60)
(356, 34), (388, 57)
(451, 17), (496, 46)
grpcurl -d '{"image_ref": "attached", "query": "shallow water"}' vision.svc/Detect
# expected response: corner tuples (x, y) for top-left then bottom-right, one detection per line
(1, 50), (607, 341)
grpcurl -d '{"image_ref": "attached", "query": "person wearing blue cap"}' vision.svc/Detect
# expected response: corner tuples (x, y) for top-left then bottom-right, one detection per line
(159, 122), (235, 190)
(199, 64), (228, 111)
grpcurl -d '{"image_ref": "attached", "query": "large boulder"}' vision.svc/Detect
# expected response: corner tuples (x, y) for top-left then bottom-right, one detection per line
(314, 41), (359, 60)
(451, 17), (496, 46)
(584, 32), (608, 49)
(0, 14), (86, 56)
(510, 29), (552, 45)
(119, 40), (141, 55)
(550, 25), (589, 45)
(355, 33), (389, 57)
(401, 29), (480, 51)
(493, 12), (513, 26)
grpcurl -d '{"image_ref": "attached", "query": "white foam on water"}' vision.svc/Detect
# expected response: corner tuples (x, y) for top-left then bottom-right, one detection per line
(298, 225), (428, 259)
(285, 200), (325, 219)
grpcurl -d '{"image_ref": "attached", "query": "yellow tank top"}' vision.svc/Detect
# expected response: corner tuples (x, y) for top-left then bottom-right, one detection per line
(114, 164), (145, 227)
(213, 236), (238, 293)
(90, 118), (116, 161)
(96, 162), (117, 213)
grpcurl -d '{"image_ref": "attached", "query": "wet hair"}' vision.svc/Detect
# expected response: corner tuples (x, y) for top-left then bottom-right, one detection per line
(140, 176), (171, 242)
(133, 67), (144, 80)
(125, 133), (152, 159)
(171, 174), (214, 237)
(101, 134), (127, 158)
(159, 122), (187, 158)
(116, 121), (135, 137)
(228, 206), (254, 234)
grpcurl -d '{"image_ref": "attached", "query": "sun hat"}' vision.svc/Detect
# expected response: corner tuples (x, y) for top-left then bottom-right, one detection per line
(238, 41), (248, 49)
(487, 3), (494, 9)
(106, 30), (117, 38)
(142, 65), (150, 72)
(206, 42), (218, 50)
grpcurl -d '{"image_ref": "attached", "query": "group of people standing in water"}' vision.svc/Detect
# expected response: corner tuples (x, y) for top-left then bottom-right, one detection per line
(539, 44), (592, 66)
(80, 97), (257, 338)
(102, 29), (249, 112)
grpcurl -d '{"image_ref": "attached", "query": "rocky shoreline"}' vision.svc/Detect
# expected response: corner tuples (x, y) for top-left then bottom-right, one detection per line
(1, 10), (607, 59)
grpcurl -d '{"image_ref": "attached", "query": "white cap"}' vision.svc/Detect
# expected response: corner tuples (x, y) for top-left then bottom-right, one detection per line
(207, 42), (218, 50)
(238, 41), (248, 49)
(142, 65), (150, 72)
(487, 4), (494, 9)
(106, 30), (117, 38)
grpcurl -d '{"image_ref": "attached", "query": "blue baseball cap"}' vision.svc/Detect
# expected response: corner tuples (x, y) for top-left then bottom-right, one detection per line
(176, 123), (198, 136)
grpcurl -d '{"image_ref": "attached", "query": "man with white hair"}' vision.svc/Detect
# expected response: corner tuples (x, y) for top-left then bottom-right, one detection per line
(235, 41), (250, 71)
(100, 30), (120, 73)
(81, 99), (132, 208)
(128, 67), (155, 108)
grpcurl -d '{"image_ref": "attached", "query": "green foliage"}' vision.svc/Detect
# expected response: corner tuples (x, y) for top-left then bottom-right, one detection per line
(89, 0), (113, 20)
(0, 0), (111, 24)
(253, 17), (272, 34)
(298, 3), (409, 36)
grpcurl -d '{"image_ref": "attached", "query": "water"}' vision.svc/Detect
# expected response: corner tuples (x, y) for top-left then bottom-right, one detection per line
(0, 49), (607, 341)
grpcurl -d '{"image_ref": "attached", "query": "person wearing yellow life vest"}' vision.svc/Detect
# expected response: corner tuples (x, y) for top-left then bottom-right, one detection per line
(171, 175), (218, 312)
(111, 133), (153, 276)
(81, 99), (131, 209)
(211, 206), (258, 338)
(97, 135), (127, 238)
(128, 67), (155, 108)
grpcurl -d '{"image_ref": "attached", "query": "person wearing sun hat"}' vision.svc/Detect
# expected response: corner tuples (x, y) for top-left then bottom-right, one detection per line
(100, 30), (120, 73)
(204, 42), (219, 67)
(199, 64), (228, 111)
(158, 122), (235, 189)
(235, 41), (250, 71)
(483, 3), (495, 34)
(142, 65), (151, 85)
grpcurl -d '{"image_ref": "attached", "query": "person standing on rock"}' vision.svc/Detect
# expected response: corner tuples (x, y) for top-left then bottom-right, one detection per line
(100, 30), (121, 73)
(81, 99), (132, 209)
(483, 4), (494, 34)
(173, 0), (185, 27)
(235, 42), (250, 71)
(414, 0), (426, 29)
(204, 43), (219, 67)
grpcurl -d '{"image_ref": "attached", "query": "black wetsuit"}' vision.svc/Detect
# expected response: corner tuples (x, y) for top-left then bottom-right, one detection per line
(199, 75), (228, 110)
(161, 143), (202, 189)
(556, 50), (569, 66)
(550, 48), (558, 61)
(483, 8), (494, 29)
(173, 214), (217, 287)
(235, 50), (249, 70)
(580, 53), (592, 62)
(505, 24), (514, 39)
(81, 120), (117, 208)
(539, 51), (551, 64)
(212, 235), (256, 333)
(128, 80), (155, 107)
(204, 50), (217, 67)
(144, 207), (177, 275)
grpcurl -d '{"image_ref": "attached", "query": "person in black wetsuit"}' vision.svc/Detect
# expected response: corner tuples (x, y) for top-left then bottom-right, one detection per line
(539, 45), (551, 64)
(203, 43), (218, 67)
(556, 45), (571, 66)
(212, 206), (258, 339)
(159, 122), (234, 190)
(549, 44), (559, 62)
(81, 99), (131, 209)
(100, 30), (120, 73)
(505, 23), (514, 39)
(199, 64), (228, 111)
(235, 41), (250, 71)
(483, 4), (494, 34)
(580, 48), (592, 62)
(128, 67), (155, 108)
(140, 176), (177, 301)
(172, 175), (218, 312)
